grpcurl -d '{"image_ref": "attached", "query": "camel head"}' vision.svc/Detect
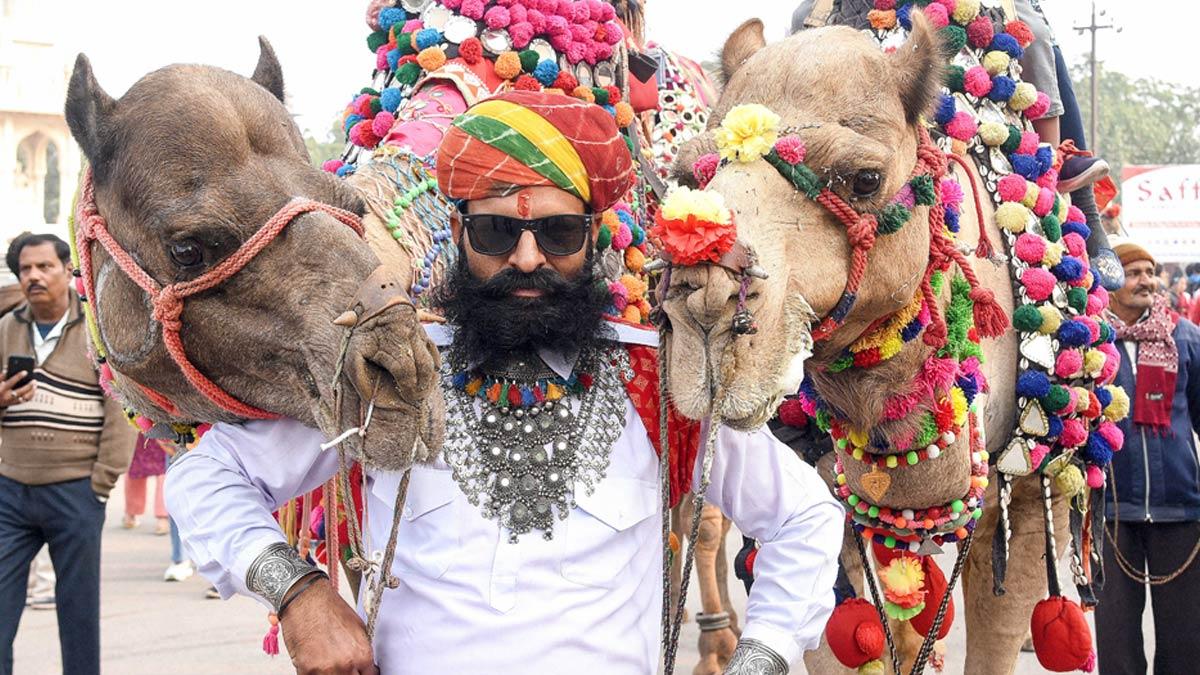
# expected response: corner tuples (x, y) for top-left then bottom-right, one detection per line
(65, 39), (442, 469)
(661, 15), (944, 427)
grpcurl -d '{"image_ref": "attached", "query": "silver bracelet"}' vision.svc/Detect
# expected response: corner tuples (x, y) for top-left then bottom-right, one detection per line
(246, 542), (318, 613)
(725, 638), (789, 675)
(696, 611), (732, 632)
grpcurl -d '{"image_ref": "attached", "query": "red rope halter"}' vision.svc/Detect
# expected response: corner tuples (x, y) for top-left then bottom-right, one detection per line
(74, 168), (365, 420)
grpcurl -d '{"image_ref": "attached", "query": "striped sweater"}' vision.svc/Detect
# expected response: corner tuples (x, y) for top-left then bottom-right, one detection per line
(0, 294), (135, 497)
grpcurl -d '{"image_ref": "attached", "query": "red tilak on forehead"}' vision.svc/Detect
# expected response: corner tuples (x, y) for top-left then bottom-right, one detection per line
(516, 189), (533, 218)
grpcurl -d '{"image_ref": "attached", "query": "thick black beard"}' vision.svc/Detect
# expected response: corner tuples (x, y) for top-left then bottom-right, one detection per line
(431, 249), (614, 371)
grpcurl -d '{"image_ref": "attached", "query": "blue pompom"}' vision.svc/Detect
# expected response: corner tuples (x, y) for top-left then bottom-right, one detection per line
(344, 113), (364, 135)
(386, 48), (402, 71)
(935, 94), (957, 125)
(957, 374), (980, 403)
(1047, 415), (1063, 439)
(1095, 386), (1113, 408)
(897, 3), (914, 30)
(1052, 257), (1085, 282)
(379, 8), (406, 30)
(1017, 370), (1051, 398)
(1057, 320), (1092, 348)
(988, 76), (1017, 102)
(1083, 433), (1114, 465)
(630, 226), (645, 246)
(532, 59), (559, 87)
(1010, 154), (1040, 180)
(415, 28), (443, 50)
(1062, 220), (1091, 240)
(617, 209), (636, 228)
(944, 206), (960, 233)
(1035, 146), (1054, 175)
(335, 164), (356, 177)
(990, 33), (1023, 59)
(380, 88), (403, 112)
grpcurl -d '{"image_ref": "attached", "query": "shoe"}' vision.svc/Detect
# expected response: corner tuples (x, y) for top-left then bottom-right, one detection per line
(155, 517), (170, 536)
(122, 514), (140, 529)
(163, 561), (194, 582)
(27, 596), (56, 610)
(204, 585), (221, 599)
(1058, 153), (1110, 193)
(1091, 247), (1126, 292)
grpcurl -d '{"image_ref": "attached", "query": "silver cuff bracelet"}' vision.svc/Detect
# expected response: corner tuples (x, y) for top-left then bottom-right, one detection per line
(246, 542), (318, 613)
(725, 638), (789, 675)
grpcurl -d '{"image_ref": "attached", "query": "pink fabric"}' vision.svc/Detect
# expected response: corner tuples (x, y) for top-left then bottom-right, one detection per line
(124, 474), (167, 518)
(383, 81), (470, 156)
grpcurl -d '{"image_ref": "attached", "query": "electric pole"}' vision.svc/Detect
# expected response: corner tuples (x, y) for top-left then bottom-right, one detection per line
(1074, 1), (1120, 155)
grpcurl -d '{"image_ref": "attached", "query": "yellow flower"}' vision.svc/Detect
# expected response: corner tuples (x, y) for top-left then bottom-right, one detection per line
(1054, 463), (1086, 498)
(659, 186), (732, 224)
(715, 104), (780, 163)
(880, 557), (925, 597)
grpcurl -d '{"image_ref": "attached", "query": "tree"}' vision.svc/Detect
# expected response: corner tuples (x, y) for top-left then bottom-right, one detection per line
(1071, 59), (1200, 178)
(304, 116), (348, 168)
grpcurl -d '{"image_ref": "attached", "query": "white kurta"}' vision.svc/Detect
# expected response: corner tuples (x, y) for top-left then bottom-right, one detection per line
(166, 346), (842, 674)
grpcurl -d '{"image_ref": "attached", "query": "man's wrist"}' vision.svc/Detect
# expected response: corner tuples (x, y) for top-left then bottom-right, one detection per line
(246, 542), (319, 613)
(725, 638), (789, 675)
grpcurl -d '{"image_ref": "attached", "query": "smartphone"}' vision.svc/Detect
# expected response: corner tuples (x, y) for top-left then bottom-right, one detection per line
(6, 355), (36, 388)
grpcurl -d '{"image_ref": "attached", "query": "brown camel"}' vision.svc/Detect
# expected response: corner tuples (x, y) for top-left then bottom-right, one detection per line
(661, 15), (1071, 675)
(64, 39), (443, 473)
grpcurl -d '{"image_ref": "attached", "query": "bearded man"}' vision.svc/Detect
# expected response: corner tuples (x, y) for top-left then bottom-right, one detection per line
(166, 91), (842, 675)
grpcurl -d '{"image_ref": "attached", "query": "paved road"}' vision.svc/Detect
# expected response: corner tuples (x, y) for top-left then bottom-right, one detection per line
(13, 479), (1147, 674)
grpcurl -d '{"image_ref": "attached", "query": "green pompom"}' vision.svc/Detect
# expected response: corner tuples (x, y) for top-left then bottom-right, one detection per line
(1001, 125), (1022, 154)
(1098, 323), (1111, 344)
(1067, 287), (1088, 314)
(367, 30), (389, 52)
(360, 87), (380, 96)
(1042, 217), (1062, 243)
(395, 62), (422, 86)
(596, 224), (612, 250)
(930, 270), (944, 294)
(830, 355), (854, 373)
(397, 32), (416, 55)
(1041, 385), (1071, 413)
(592, 87), (610, 106)
(910, 174), (937, 207)
(877, 203), (911, 235)
(941, 25), (968, 55)
(369, 98), (383, 115)
(519, 49), (540, 73)
(1012, 304), (1043, 332)
(945, 65), (965, 92)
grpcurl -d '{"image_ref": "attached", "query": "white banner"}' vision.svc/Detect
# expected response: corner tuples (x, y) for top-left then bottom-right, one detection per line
(1120, 165), (1200, 263)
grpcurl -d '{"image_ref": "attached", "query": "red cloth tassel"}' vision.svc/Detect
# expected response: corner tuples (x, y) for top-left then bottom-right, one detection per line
(262, 614), (280, 656)
(1030, 596), (1094, 672)
(968, 287), (1009, 338)
(825, 598), (886, 670)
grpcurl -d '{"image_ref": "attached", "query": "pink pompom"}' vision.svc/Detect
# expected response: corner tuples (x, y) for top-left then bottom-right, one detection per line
(602, 20), (623, 44)
(799, 392), (819, 417)
(1025, 92), (1052, 120)
(1097, 342), (1120, 384)
(590, 42), (613, 64)
(1077, 315), (1100, 344)
(1086, 465), (1105, 489)
(1015, 232), (1047, 264)
(402, 19), (425, 33)
(1092, 286), (1110, 310)
(509, 22), (535, 48)
(569, 23), (591, 42)
(1017, 131), (1040, 156)
(945, 111), (978, 141)
(566, 41), (588, 64)
(1060, 418), (1088, 447)
(1097, 421), (1124, 451)
(693, 153), (720, 188)
(613, 223), (633, 249)
(1021, 267), (1057, 302)
(322, 159), (344, 174)
(1055, 350), (1083, 378)
(964, 66), (993, 97)
(549, 32), (573, 52)
(484, 6), (512, 28)
(460, 0), (486, 19)
(441, 0), (463, 8)
(923, 2), (949, 28)
(375, 44), (390, 70)
(508, 4), (527, 22)
(1037, 167), (1059, 190)
(967, 16), (994, 48)
(876, 0), (897, 9)
(371, 111), (395, 137)
(1066, 205), (1085, 224)
(934, 0), (956, 12)
(998, 174), (1028, 202)
(571, 2), (590, 22)
(774, 136), (807, 164)
(1086, 294), (1105, 316)
(1030, 444), (1050, 468)
(1033, 187), (1055, 217)
(599, 1), (615, 20)
(543, 13), (566, 34)
(609, 281), (628, 311)
(941, 178), (964, 206)
(1061, 232), (1086, 259)
(365, 0), (390, 30)
(585, 0), (605, 20)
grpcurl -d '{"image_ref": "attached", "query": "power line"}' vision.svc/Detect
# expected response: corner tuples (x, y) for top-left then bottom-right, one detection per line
(1073, 1), (1121, 155)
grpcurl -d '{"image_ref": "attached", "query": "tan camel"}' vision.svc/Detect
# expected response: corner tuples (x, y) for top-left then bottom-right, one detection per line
(661, 16), (1071, 675)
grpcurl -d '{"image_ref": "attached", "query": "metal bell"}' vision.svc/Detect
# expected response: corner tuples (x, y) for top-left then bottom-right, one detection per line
(732, 310), (758, 335)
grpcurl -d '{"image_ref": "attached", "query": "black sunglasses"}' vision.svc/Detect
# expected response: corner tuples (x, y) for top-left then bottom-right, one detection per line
(460, 213), (594, 257)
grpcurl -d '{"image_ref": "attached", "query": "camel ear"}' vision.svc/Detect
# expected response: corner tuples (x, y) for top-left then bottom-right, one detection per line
(671, 131), (718, 189)
(251, 36), (286, 102)
(888, 12), (945, 124)
(721, 19), (766, 83)
(64, 53), (117, 164)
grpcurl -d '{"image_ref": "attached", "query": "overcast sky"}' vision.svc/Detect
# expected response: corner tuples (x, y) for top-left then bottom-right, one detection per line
(57, 1), (1194, 140)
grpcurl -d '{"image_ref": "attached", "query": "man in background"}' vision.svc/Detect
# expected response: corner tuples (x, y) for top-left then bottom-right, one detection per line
(0, 233), (136, 675)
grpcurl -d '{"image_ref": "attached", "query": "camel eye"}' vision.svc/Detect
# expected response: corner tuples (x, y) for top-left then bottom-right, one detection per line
(852, 170), (882, 197)
(168, 239), (204, 268)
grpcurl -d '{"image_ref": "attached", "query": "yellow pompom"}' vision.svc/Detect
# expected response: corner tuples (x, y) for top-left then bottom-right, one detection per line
(982, 50), (1011, 76)
(1041, 241), (1064, 267)
(1038, 305), (1062, 335)
(952, 0), (981, 22)
(417, 46), (446, 72)
(571, 85), (595, 103)
(1022, 183), (1040, 209)
(715, 104), (780, 163)
(494, 51), (522, 80)
(659, 186), (732, 225)
(996, 202), (1030, 233)
(1009, 82), (1038, 112)
(615, 101), (635, 128)
(879, 334), (904, 360)
(1084, 349), (1106, 378)
(848, 428), (868, 448)
(858, 660), (886, 675)
(1054, 463), (1086, 498)
(1104, 385), (1131, 422)
(979, 122), (1008, 147)
(601, 210), (620, 229)
(622, 305), (642, 324)
(624, 246), (645, 274)
(619, 273), (648, 301)
(950, 387), (968, 427)
(1074, 387), (1092, 413)
(1057, 196), (1070, 222)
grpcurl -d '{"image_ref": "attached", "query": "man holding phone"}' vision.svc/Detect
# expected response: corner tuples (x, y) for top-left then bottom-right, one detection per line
(0, 233), (136, 675)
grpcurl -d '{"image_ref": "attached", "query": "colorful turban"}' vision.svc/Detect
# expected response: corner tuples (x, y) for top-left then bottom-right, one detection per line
(436, 91), (634, 213)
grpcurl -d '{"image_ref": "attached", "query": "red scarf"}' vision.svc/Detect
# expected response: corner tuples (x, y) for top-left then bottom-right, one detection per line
(1111, 294), (1179, 433)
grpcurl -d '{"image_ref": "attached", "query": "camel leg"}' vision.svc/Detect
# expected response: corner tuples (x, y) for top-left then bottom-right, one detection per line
(670, 499), (688, 622)
(715, 516), (741, 637)
(693, 504), (738, 675)
(961, 473), (1070, 675)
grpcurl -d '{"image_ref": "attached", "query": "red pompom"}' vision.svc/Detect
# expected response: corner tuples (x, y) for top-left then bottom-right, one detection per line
(826, 598), (886, 669)
(966, 16), (994, 49)
(909, 557), (955, 640)
(1030, 596), (1094, 672)
(1005, 20), (1036, 48)
(603, 85), (621, 105)
(553, 71), (579, 92)
(777, 399), (808, 428)
(459, 37), (483, 64)
(514, 74), (542, 91)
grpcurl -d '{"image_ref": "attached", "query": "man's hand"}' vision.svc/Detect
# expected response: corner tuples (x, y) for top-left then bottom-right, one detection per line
(279, 575), (378, 675)
(0, 370), (35, 407)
